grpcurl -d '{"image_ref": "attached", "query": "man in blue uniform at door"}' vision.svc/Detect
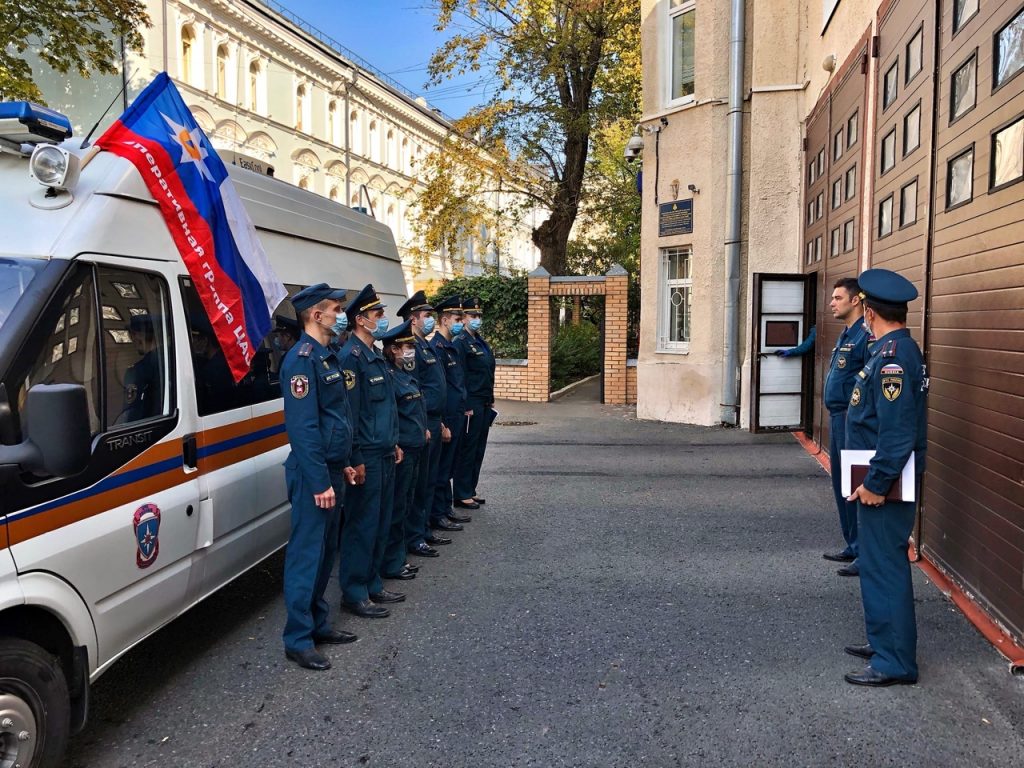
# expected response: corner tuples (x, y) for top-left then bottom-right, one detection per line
(338, 284), (404, 618)
(821, 278), (873, 578)
(843, 268), (927, 687)
(398, 291), (449, 557)
(430, 296), (469, 532)
(280, 283), (358, 671)
(452, 297), (496, 510)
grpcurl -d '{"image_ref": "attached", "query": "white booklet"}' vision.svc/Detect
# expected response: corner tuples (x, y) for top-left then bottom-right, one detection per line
(840, 449), (916, 502)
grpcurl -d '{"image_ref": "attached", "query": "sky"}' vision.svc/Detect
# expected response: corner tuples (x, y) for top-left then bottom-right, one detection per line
(274, 0), (495, 119)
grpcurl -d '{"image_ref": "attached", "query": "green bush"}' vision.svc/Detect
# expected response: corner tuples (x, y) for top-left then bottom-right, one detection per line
(429, 273), (527, 358)
(551, 322), (601, 391)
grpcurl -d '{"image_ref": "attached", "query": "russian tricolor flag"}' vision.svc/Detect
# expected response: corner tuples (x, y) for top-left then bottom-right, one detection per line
(97, 72), (287, 383)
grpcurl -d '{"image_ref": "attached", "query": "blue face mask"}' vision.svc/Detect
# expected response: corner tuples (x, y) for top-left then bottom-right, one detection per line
(331, 313), (348, 336)
(421, 316), (436, 335)
(468, 317), (482, 332)
(451, 321), (464, 335)
(371, 317), (389, 339)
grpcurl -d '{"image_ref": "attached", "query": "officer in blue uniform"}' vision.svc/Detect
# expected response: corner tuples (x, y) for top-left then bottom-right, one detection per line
(380, 320), (429, 580)
(122, 314), (164, 422)
(843, 268), (927, 687)
(280, 283), (358, 671)
(429, 296), (469, 532)
(452, 297), (496, 510)
(398, 291), (448, 557)
(338, 284), (405, 618)
(821, 278), (873, 577)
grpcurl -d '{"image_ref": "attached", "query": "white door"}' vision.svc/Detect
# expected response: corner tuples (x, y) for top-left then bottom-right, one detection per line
(752, 274), (813, 432)
(5, 257), (201, 666)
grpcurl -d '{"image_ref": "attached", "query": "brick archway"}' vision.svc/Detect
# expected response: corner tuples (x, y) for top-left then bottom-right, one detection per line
(494, 264), (635, 404)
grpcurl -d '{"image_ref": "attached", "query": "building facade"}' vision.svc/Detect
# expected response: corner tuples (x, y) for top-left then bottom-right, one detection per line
(35, 0), (541, 290)
(638, 0), (1024, 642)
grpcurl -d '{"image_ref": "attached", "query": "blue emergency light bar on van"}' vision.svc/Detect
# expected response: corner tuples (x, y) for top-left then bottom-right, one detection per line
(0, 102), (73, 145)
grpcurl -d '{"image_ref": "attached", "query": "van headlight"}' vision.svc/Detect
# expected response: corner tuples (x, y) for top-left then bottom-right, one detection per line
(29, 144), (80, 191)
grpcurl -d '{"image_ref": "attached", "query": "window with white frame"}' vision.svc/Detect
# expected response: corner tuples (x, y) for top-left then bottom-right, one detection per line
(659, 247), (692, 351)
(668, 0), (696, 104)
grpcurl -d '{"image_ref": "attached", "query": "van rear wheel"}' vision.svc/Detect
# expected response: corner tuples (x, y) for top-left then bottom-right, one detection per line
(0, 638), (70, 768)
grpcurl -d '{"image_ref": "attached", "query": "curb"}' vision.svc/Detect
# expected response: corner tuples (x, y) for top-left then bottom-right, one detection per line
(549, 373), (601, 401)
(793, 432), (1024, 673)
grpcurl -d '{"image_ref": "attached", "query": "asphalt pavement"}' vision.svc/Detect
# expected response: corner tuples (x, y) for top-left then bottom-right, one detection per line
(63, 379), (1024, 767)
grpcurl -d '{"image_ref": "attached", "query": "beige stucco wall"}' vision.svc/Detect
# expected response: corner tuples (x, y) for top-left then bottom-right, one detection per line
(638, 0), (881, 427)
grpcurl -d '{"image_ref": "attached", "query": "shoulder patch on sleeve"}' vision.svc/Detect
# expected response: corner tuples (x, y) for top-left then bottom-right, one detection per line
(297, 342), (313, 358)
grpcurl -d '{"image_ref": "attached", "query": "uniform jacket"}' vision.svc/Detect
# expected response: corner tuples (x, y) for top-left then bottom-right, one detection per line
(414, 335), (447, 417)
(454, 330), (496, 405)
(430, 332), (467, 418)
(845, 328), (928, 495)
(388, 361), (428, 449)
(280, 331), (352, 493)
(824, 321), (872, 413)
(339, 333), (399, 465)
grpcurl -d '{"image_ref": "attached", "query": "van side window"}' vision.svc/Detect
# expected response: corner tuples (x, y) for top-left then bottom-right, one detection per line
(180, 279), (301, 416)
(19, 266), (103, 435)
(98, 268), (173, 426)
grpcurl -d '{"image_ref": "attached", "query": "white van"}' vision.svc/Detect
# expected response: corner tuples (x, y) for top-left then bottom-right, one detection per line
(0, 105), (407, 768)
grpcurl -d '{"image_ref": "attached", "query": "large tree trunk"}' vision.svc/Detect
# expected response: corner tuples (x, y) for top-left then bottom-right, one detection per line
(532, 129), (589, 275)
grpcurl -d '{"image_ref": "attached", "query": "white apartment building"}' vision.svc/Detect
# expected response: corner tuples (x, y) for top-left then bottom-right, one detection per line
(34, 0), (542, 290)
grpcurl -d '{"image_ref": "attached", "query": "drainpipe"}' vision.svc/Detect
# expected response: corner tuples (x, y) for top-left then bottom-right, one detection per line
(720, 0), (746, 426)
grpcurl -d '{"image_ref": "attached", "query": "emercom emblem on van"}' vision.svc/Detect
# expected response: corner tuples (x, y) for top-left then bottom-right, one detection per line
(133, 503), (161, 569)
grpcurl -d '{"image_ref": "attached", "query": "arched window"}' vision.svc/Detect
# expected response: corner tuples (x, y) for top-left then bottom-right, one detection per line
(248, 60), (261, 112)
(216, 45), (229, 99)
(385, 129), (395, 166)
(368, 120), (379, 163)
(295, 85), (306, 132)
(328, 101), (338, 145)
(298, 176), (310, 191)
(329, 187), (339, 201)
(349, 110), (361, 155)
(401, 137), (410, 172)
(181, 26), (195, 84)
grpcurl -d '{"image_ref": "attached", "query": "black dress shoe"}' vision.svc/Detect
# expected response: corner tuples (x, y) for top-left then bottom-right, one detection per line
(384, 568), (416, 580)
(410, 542), (441, 556)
(402, 562), (420, 572)
(473, 497), (486, 504)
(844, 643), (875, 660)
(424, 534), (451, 546)
(844, 666), (916, 687)
(431, 517), (463, 532)
(454, 499), (480, 510)
(370, 589), (406, 604)
(447, 511), (472, 523)
(837, 563), (860, 577)
(314, 628), (358, 645)
(823, 551), (856, 563)
(285, 647), (331, 670)
(341, 599), (390, 618)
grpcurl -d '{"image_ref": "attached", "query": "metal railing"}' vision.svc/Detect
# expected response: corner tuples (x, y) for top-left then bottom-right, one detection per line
(250, 0), (456, 123)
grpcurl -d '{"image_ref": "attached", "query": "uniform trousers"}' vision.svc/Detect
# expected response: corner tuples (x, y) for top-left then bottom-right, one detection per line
(408, 415), (442, 549)
(857, 499), (918, 680)
(431, 411), (464, 522)
(384, 445), (422, 575)
(453, 400), (491, 501)
(283, 466), (343, 652)
(338, 449), (395, 603)
(829, 410), (858, 557)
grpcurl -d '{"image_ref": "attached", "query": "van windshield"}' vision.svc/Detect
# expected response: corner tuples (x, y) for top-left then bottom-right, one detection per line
(0, 258), (45, 332)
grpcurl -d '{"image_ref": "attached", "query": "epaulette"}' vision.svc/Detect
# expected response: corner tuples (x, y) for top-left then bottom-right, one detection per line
(880, 339), (898, 358)
(297, 342), (313, 358)
(350, 345), (361, 357)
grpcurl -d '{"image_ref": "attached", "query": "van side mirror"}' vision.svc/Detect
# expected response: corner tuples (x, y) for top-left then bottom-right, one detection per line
(0, 384), (91, 477)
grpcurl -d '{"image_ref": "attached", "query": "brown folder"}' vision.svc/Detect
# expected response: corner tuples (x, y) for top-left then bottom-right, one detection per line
(850, 464), (905, 502)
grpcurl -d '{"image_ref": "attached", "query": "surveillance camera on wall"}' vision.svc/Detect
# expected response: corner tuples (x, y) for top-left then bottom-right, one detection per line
(624, 133), (644, 163)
